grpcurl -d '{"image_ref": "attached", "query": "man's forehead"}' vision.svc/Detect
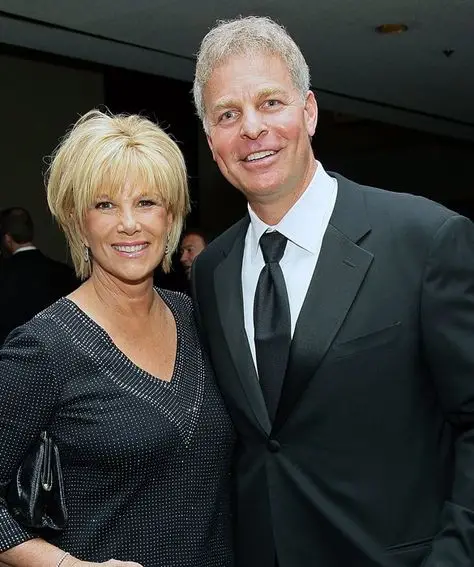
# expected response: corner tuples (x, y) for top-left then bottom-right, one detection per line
(182, 234), (205, 245)
(204, 56), (295, 115)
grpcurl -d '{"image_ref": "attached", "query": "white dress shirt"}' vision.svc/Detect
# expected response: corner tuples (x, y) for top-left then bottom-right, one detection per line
(242, 161), (338, 371)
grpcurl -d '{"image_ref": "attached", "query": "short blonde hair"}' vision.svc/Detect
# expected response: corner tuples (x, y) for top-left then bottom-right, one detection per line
(46, 109), (190, 279)
(194, 16), (310, 132)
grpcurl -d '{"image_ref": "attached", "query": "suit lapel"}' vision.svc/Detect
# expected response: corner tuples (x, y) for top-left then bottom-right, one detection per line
(273, 176), (374, 432)
(214, 219), (272, 434)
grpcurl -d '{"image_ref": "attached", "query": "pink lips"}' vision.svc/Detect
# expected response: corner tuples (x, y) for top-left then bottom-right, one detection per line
(111, 242), (149, 257)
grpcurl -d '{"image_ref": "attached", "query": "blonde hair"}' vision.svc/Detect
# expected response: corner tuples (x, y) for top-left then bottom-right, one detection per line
(193, 16), (310, 131)
(46, 109), (190, 279)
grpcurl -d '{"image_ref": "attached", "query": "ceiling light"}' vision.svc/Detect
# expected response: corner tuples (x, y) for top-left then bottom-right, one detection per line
(375, 23), (409, 35)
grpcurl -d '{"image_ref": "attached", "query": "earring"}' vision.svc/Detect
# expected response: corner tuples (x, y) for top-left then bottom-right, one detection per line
(164, 234), (170, 255)
(83, 245), (90, 263)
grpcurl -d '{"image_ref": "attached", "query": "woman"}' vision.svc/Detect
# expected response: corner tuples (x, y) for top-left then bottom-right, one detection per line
(0, 110), (234, 567)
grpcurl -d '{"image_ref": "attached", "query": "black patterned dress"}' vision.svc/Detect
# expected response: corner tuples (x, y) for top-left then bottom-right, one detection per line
(0, 290), (234, 567)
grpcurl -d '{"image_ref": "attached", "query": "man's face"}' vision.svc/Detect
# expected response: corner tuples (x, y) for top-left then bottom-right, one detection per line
(203, 52), (318, 207)
(180, 233), (206, 278)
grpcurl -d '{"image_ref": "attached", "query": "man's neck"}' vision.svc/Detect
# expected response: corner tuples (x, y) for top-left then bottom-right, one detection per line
(249, 159), (318, 226)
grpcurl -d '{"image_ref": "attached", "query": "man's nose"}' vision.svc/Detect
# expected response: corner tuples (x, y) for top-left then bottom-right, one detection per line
(240, 109), (267, 140)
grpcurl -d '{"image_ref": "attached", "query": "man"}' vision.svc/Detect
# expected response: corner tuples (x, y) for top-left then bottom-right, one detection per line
(0, 207), (78, 343)
(180, 229), (207, 280)
(191, 16), (474, 567)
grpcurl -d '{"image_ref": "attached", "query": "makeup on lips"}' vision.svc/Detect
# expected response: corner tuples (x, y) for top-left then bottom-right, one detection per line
(111, 242), (150, 258)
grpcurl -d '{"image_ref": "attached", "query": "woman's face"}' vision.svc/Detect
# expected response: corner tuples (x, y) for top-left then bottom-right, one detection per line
(82, 182), (172, 285)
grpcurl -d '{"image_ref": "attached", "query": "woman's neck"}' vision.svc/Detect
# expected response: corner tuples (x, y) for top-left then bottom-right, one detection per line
(73, 271), (158, 321)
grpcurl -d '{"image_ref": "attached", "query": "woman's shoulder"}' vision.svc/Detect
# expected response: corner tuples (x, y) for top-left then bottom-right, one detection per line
(156, 288), (193, 311)
(3, 297), (81, 351)
(0, 299), (82, 390)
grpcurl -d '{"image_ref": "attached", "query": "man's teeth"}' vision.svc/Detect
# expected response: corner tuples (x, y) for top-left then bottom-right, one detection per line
(245, 150), (276, 162)
(113, 244), (147, 253)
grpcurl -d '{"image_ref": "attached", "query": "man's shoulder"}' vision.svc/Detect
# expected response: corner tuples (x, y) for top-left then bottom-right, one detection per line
(7, 249), (55, 272)
(48, 256), (75, 276)
(335, 173), (459, 230)
(0, 252), (32, 282)
(28, 251), (75, 279)
(1, 250), (77, 292)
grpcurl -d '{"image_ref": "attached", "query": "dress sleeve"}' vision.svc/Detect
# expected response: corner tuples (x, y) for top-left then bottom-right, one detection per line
(0, 323), (61, 552)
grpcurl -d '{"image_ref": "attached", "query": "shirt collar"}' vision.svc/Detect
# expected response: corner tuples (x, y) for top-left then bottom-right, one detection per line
(13, 245), (37, 255)
(247, 161), (336, 258)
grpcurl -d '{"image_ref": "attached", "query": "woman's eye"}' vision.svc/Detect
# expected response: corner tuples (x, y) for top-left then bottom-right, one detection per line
(138, 199), (156, 207)
(95, 201), (113, 209)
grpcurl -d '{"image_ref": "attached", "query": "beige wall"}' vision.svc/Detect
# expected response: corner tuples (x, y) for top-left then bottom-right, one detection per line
(0, 54), (104, 262)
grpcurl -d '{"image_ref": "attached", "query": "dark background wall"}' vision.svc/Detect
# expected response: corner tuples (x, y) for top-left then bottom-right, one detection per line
(315, 113), (474, 216)
(0, 50), (104, 262)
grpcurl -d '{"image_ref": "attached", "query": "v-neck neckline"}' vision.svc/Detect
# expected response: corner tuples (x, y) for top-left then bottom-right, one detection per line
(60, 288), (181, 387)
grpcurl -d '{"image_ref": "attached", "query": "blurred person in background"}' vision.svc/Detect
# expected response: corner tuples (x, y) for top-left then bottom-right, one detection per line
(180, 229), (208, 280)
(0, 207), (78, 345)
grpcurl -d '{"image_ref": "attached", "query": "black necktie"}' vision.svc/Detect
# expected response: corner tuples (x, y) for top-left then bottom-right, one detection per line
(254, 231), (291, 422)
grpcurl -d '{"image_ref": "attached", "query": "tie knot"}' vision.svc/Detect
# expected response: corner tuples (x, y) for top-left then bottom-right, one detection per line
(260, 231), (287, 264)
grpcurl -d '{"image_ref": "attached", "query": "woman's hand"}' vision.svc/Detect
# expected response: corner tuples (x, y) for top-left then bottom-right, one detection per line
(68, 559), (143, 567)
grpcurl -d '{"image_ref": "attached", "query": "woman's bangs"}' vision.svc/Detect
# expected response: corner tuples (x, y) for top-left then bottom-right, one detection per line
(77, 145), (173, 216)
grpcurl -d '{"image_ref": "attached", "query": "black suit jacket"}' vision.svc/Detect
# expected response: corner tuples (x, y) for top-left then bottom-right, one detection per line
(0, 249), (78, 344)
(192, 174), (474, 567)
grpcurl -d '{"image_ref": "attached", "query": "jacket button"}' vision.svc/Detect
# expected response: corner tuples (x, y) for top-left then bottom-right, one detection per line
(267, 439), (281, 453)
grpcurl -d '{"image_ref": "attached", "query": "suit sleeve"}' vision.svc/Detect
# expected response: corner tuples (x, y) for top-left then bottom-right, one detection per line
(421, 214), (474, 566)
(0, 325), (61, 552)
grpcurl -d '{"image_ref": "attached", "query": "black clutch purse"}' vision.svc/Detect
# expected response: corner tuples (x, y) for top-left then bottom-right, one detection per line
(3, 431), (68, 531)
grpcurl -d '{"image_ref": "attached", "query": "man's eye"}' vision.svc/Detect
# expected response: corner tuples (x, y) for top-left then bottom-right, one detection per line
(95, 201), (113, 209)
(264, 99), (280, 108)
(220, 110), (236, 122)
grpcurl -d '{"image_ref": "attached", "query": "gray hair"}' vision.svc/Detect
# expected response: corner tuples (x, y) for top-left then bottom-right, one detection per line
(193, 16), (310, 131)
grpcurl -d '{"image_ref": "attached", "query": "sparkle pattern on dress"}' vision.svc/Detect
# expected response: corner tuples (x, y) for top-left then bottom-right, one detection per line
(0, 289), (234, 566)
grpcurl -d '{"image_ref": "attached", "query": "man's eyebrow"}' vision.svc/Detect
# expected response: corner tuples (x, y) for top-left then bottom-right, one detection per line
(211, 88), (286, 113)
(258, 87), (286, 99)
(211, 98), (238, 113)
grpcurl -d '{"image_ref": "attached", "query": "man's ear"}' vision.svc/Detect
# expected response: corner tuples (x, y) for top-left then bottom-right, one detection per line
(4, 233), (13, 250)
(304, 90), (318, 137)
